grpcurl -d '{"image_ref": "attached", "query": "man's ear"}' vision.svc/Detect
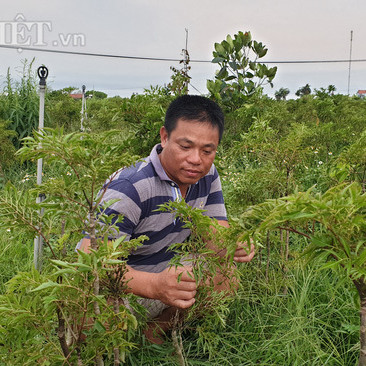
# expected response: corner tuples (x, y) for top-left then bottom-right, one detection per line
(160, 126), (168, 147)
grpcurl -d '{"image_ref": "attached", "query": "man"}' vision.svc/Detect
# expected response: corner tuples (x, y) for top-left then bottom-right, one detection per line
(78, 95), (254, 342)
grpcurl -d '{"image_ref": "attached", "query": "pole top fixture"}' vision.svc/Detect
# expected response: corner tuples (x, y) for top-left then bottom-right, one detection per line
(82, 85), (86, 93)
(37, 66), (49, 86)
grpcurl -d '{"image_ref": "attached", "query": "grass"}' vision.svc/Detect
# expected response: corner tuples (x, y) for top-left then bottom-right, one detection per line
(126, 256), (359, 366)
(0, 184), (360, 365)
(0, 229), (33, 294)
(0, 232), (358, 365)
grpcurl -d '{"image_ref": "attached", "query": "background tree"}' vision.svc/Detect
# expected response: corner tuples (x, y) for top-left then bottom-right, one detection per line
(314, 85), (337, 99)
(85, 90), (108, 99)
(295, 84), (312, 97)
(275, 87), (290, 101)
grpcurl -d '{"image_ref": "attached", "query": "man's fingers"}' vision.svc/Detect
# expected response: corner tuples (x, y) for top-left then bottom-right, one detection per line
(234, 241), (255, 262)
(173, 297), (195, 309)
(177, 281), (197, 292)
(177, 289), (197, 300)
(176, 267), (195, 282)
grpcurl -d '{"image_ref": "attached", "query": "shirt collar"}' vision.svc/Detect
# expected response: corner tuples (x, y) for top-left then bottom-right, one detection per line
(149, 144), (172, 182)
(149, 143), (200, 186)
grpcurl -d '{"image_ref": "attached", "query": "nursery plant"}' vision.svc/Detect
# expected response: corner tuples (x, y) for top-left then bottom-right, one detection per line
(0, 128), (146, 365)
(236, 182), (366, 365)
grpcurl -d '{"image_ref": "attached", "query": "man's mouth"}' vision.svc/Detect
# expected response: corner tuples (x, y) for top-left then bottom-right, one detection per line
(184, 169), (201, 178)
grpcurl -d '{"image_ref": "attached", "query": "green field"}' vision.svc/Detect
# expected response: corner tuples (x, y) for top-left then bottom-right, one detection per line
(0, 59), (365, 365)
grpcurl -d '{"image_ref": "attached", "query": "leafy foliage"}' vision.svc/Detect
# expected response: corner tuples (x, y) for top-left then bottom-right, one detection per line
(236, 182), (366, 364)
(168, 49), (191, 96)
(158, 200), (239, 362)
(296, 83), (312, 97)
(1, 59), (42, 149)
(207, 31), (277, 109)
(0, 119), (16, 176)
(275, 87), (290, 101)
(0, 128), (147, 364)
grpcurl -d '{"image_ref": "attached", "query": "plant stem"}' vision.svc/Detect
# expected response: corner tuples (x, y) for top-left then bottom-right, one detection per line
(171, 310), (186, 366)
(56, 306), (70, 358)
(113, 298), (120, 366)
(89, 210), (103, 366)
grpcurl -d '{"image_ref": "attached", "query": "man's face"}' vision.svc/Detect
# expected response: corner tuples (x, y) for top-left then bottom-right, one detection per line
(159, 118), (220, 194)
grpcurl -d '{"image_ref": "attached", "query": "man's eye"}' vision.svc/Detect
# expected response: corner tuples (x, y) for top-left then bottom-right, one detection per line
(180, 145), (190, 150)
(203, 150), (213, 155)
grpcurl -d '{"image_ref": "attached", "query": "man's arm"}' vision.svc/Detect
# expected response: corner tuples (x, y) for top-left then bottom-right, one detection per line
(78, 238), (197, 309)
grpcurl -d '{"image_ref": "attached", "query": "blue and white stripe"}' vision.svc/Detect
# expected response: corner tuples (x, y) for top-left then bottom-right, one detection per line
(97, 144), (227, 273)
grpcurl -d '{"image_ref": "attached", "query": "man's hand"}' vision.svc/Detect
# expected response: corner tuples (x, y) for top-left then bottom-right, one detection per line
(233, 240), (255, 263)
(152, 266), (197, 309)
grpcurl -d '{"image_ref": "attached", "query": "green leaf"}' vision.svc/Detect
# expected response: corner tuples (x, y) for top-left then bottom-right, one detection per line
(228, 61), (238, 71)
(112, 234), (128, 251)
(216, 67), (228, 80)
(226, 34), (234, 49)
(104, 259), (124, 265)
(233, 35), (243, 52)
(214, 42), (226, 54)
(51, 259), (72, 268)
(221, 40), (232, 53)
(53, 268), (76, 276)
(78, 248), (92, 265)
(31, 281), (60, 292)
(93, 320), (106, 333)
(212, 56), (225, 63)
(240, 31), (252, 46)
(282, 211), (316, 220)
(355, 249), (366, 265)
(319, 259), (345, 271)
(69, 262), (92, 271)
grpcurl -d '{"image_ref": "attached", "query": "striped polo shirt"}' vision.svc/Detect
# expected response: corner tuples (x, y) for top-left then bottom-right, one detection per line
(98, 144), (227, 273)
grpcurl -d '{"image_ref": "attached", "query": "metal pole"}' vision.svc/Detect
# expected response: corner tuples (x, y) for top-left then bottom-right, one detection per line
(34, 65), (48, 271)
(347, 30), (353, 96)
(81, 84), (86, 132)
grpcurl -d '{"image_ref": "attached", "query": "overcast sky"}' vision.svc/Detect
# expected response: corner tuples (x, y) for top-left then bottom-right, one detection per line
(1, 0), (365, 98)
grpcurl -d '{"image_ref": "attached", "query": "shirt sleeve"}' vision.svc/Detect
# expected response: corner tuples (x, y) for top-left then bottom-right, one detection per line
(203, 166), (227, 221)
(96, 178), (142, 240)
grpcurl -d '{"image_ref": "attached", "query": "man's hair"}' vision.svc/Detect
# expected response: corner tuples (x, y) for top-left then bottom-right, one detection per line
(164, 95), (225, 142)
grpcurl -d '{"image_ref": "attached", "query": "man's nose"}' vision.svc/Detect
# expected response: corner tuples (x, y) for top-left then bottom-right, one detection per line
(187, 149), (201, 165)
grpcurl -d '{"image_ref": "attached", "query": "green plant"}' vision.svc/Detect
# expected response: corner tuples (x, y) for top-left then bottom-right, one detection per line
(207, 31), (277, 109)
(158, 199), (238, 365)
(121, 91), (172, 157)
(236, 182), (366, 365)
(168, 49), (191, 96)
(275, 87), (290, 101)
(47, 91), (81, 131)
(296, 83), (312, 97)
(0, 128), (147, 364)
(0, 119), (16, 179)
(333, 131), (366, 192)
(1, 59), (42, 149)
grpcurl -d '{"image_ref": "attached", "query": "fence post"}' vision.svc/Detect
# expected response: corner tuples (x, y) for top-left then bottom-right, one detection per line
(81, 84), (87, 132)
(34, 65), (48, 271)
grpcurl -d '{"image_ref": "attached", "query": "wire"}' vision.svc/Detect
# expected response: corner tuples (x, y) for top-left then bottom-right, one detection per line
(189, 83), (203, 95)
(1, 44), (366, 65)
